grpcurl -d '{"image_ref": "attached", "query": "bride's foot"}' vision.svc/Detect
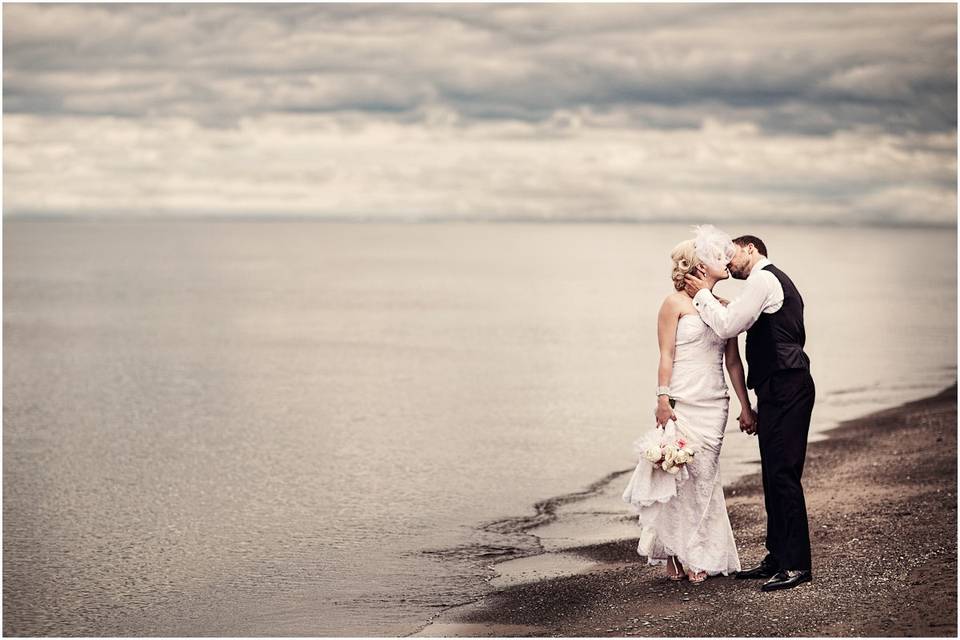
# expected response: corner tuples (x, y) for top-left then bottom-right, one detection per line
(666, 556), (685, 581)
(687, 568), (708, 584)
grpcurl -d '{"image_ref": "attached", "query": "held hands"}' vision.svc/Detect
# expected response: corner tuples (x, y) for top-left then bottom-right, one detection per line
(738, 407), (758, 436)
(655, 396), (677, 428)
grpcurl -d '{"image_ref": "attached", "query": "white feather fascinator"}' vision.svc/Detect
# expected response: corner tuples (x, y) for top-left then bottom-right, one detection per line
(692, 224), (737, 271)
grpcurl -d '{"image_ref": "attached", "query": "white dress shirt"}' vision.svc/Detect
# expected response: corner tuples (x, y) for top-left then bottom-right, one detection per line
(692, 257), (784, 340)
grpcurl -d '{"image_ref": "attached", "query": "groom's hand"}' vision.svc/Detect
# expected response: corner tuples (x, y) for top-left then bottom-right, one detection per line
(683, 273), (708, 298)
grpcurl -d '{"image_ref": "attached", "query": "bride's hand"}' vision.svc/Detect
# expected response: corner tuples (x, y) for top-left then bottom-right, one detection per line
(738, 407), (758, 435)
(655, 397), (677, 427)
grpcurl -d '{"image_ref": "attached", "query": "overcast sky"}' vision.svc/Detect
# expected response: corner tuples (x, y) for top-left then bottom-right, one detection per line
(4, 3), (957, 224)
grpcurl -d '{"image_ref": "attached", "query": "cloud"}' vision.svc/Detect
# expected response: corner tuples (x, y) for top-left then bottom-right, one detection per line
(3, 3), (957, 223)
(5, 112), (954, 225)
(5, 3), (956, 132)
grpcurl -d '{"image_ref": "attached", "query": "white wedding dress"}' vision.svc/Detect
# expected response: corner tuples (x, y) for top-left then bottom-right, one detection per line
(621, 314), (741, 576)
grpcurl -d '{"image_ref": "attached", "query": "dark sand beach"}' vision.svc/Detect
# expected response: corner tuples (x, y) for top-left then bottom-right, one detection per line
(415, 385), (958, 637)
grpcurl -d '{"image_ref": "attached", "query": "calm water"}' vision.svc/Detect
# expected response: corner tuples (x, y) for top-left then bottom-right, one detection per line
(3, 220), (956, 636)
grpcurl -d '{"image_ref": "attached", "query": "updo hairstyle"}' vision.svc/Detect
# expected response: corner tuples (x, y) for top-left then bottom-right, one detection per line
(670, 239), (702, 292)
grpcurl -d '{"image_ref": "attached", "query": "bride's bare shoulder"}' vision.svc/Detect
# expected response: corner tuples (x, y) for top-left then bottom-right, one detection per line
(658, 292), (686, 314)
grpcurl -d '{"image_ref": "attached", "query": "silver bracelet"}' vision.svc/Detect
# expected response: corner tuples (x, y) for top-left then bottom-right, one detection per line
(656, 385), (671, 397)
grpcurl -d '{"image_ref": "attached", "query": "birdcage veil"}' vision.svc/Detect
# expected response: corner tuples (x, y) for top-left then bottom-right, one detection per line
(692, 224), (737, 271)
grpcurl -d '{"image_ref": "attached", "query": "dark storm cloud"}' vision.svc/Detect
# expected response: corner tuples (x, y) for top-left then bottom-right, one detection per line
(4, 3), (956, 134)
(3, 3), (956, 223)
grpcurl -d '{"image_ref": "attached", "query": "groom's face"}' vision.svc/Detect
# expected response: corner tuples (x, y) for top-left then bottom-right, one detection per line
(727, 244), (751, 280)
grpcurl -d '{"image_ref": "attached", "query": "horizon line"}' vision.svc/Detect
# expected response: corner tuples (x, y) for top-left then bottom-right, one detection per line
(3, 212), (956, 230)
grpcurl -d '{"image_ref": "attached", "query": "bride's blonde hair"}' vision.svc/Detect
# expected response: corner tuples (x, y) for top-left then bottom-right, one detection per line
(670, 239), (701, 291)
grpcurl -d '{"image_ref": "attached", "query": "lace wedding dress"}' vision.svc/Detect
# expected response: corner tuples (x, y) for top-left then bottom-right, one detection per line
(621, 314), (742, 576)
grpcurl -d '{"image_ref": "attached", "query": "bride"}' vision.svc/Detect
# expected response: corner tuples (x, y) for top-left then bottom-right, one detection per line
(622, 225), (756, 583)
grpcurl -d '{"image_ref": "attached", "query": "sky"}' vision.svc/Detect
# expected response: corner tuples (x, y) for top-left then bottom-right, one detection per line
(3, 3), (957, 225)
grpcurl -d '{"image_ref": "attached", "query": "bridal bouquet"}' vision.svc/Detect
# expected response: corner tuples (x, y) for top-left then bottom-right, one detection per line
(642, 430), (696, 475)
(623, 418), (697, 509)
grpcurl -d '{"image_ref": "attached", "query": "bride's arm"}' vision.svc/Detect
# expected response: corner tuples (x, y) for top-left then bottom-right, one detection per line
(655, 298), (680, 426)
(724, 337), (756, 433)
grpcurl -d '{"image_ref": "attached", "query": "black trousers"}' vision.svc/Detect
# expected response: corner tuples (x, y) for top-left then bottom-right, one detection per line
(755, 368), (816, 571)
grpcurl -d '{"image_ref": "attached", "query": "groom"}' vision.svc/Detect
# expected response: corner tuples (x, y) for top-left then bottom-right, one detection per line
(683, 235), (815, 592)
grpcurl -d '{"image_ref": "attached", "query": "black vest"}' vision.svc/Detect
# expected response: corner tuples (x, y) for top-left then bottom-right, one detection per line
(745, 264), (810, 390)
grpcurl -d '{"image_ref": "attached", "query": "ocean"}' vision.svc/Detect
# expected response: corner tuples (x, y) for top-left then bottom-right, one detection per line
(3, 220), (956, 635)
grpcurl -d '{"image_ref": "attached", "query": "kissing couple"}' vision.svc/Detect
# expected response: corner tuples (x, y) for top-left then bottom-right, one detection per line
(622, 224), (816, 592)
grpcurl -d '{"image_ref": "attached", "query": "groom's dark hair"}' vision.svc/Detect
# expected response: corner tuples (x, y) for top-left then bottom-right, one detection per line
(732, 235), (768, 257)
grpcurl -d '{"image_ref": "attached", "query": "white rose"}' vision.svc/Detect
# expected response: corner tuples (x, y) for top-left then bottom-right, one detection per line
(663, 445), (678, 463)
(661, 460), (673, 472)
(666, 464), (681, 475)
(673, 450), (690, 465)
(644, 445), (663, 463)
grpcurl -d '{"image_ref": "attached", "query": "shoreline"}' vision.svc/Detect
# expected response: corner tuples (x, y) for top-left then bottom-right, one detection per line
(412, 384), (958, 637)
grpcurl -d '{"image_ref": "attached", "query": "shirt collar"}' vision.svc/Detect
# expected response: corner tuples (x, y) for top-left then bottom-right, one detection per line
(749, 257), (772, 276)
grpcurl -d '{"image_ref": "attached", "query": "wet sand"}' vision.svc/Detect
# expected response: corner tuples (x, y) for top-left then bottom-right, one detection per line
(414, 385), (957, 637)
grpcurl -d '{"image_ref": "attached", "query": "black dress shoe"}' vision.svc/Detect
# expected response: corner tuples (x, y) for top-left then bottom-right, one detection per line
(761, 569), (812, 592)
(734, 560), (780, 579)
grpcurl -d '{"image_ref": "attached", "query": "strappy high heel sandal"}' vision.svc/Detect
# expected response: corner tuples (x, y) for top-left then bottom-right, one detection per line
(666, 556), (685, 581)
(687, 568), (708, 584)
